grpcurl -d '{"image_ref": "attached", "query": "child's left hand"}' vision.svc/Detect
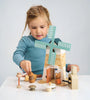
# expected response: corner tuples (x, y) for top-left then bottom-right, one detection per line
(67, 64), (80, 72)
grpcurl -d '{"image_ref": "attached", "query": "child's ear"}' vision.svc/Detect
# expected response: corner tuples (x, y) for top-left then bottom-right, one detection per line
(47, 24), (50, 28)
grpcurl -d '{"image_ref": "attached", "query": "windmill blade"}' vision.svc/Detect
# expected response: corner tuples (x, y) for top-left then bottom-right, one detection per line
(54, 41), (71, 51)
(35, 40), (49, 49)
(48, 25), (56, 39)
(48, 48), (56, 65)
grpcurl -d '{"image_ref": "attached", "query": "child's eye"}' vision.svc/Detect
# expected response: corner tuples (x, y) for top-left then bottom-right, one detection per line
(40, 26), (45, 28)
(32, 27), (37, 29)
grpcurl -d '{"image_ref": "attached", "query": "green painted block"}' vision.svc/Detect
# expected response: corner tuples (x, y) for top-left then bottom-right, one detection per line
(35, 41), (47, 49)
(58, 41), (71, 51)
(48, 49), (56, 65)
(48, 26), (56, 39)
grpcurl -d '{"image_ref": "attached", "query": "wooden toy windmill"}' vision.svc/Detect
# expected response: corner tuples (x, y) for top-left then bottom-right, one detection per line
(35, 26), (71, 82)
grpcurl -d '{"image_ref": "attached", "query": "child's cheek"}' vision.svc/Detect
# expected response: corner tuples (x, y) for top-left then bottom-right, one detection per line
(44, 28), (48, 33)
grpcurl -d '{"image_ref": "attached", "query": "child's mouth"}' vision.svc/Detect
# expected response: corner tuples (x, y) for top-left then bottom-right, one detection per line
(36, 35), (43, 37)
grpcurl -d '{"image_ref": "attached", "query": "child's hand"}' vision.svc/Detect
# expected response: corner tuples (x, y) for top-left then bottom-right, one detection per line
(20, 60), (31, 74)
(67, 64), (80, 72)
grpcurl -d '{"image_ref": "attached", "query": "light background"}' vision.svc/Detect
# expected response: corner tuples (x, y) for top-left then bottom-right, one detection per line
(0, 0), (90, 86)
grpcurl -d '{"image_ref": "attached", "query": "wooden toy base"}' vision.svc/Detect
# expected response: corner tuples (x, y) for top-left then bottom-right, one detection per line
(17, 85), (21, 88)
(37, 79), (68, 86)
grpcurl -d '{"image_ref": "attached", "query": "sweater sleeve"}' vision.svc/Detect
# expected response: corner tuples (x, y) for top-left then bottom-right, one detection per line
(13, 36), (27, 67)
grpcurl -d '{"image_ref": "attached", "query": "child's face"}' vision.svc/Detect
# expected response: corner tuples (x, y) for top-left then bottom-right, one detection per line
(28, 16), (49, 40)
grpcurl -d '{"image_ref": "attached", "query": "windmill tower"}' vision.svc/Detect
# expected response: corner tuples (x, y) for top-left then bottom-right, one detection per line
(35, 26), (71, 82)
(43, 47), (66, 82)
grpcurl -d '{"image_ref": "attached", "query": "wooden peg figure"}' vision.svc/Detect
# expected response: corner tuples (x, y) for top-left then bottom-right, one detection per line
(16, 73), (22, 88)
(55, 71), (61, 85)
(28, 72), (37, 83)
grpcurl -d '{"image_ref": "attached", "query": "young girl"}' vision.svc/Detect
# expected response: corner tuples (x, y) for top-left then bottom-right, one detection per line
(13, 5), (79, 75)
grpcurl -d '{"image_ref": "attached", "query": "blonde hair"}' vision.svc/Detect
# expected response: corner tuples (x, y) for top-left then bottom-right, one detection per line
(22, 5), (52, 37)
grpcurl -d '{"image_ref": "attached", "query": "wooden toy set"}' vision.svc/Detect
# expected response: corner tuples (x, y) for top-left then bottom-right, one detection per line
(16, 26), (78, 91)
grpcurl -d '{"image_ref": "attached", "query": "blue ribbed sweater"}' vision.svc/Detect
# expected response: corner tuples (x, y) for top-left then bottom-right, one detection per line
(13, 35), (68, 75)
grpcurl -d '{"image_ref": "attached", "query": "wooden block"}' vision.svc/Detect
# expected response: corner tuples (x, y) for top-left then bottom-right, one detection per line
(68, 66), (78, 89)
(47, 68), (51, 82)
(25, 75), (29, 82)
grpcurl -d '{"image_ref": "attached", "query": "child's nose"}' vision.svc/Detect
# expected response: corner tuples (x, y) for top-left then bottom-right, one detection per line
(36, 28), (40, 33)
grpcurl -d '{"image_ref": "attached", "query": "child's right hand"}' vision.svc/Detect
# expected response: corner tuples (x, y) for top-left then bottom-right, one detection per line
(20, 60), (31, 74)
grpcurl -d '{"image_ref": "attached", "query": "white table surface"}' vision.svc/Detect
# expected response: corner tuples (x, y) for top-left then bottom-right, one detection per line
(0, 75), (90, 100)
